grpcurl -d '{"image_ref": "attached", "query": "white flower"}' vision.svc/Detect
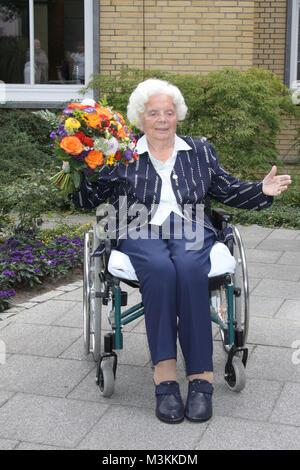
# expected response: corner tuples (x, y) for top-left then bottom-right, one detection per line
(81, 98), (96, 107)
(107, 137), (120, 155)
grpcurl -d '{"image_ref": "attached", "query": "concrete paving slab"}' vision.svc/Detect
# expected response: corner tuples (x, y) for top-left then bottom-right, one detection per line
(278, 251), (300, 266)
(0, 354), (94, 397)
(0, 393), (108, 448)
(212, 377), (282, 422)
(249, 296), (283, 318)
(13, 300), (80, 326)
(196, 416), (300, 450)
(275, 300), (300, 321)
(0, 322), (82, 357)
(235, 225), (274, 248)
(245, 248), (282, 264)
(0, 438), (18, 450)
(251, 278), (300, 300)
(246, 345), (300, 383)
(247, 263), (300, 281)
(0, 390), (15, 407)
(77, 404), (208, 450)
(269, 382), (300, 427)
(257, 238), (300, 253)
(247, 316), (300, 348)
(264, 228), (300, 240)
(54, 288), (84, 302)
(15, 442), (69, 450)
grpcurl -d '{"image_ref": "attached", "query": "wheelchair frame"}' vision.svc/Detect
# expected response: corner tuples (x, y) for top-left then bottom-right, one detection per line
(83, 206), (249, 397)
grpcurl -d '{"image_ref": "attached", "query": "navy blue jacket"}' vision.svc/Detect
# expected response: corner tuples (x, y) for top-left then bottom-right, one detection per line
(71, 136), (273, 248)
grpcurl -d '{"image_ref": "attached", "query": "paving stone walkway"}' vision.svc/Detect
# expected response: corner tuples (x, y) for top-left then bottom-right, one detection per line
(0, 223), (300, 450)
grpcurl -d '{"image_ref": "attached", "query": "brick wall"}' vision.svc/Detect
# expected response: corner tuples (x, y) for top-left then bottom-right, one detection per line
(99, 0), (256, 74)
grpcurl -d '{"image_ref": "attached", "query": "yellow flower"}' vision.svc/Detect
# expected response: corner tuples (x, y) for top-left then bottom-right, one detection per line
(106, 154), (115, 165)
(64, 118), (81, 135)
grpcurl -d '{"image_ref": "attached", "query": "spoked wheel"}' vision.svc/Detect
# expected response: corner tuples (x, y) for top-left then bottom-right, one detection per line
(231, 225), (249, 347)
(83, 229), (103, 362)
(217, 225), (249, 352)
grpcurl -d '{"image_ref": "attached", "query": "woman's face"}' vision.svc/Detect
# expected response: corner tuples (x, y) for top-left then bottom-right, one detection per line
(140, 94), (177, 144)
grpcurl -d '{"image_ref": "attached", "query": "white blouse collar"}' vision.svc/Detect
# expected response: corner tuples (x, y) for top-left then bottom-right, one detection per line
(136, 134), (192, 155)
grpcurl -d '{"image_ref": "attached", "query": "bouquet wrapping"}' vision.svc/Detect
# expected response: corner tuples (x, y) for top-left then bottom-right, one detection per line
(40, 98), (138, 194)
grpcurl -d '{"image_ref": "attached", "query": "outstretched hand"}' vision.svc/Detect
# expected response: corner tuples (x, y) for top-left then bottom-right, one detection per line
(262, 165), (292, 196)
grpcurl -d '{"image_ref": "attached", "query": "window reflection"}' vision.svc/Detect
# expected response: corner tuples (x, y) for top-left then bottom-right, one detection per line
(0, 1), (29, 84)
(0, 0), (84, 85)
(36, 0), (84, 84)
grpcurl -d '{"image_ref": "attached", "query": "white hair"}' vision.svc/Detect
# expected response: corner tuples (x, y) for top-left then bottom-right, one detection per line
(127, 78), (188, 129)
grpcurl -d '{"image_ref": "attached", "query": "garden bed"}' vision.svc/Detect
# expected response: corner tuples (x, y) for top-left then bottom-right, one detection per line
(0, 223), (90, 312)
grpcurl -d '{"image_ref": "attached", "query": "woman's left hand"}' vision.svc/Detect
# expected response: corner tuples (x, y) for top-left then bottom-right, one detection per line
(262, 165), (292, 196)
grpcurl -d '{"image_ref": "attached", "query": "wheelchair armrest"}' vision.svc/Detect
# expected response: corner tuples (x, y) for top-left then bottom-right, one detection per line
(211, 208), (233, 230)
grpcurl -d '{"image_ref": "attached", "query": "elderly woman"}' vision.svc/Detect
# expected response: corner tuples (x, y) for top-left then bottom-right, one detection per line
(71, 79), (291, 424)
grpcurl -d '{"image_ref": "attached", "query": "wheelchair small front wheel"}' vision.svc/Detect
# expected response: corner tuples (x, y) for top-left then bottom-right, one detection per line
(224, 356), (246, 392)
(98, 360), (115, 397)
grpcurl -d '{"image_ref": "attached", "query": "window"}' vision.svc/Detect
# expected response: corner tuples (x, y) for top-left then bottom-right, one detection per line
(0, 0), (97, 106)
(286, 0), (300, 89)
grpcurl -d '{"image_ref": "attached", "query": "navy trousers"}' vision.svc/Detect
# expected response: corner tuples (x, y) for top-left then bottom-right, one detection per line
(118, 213), (216, 376)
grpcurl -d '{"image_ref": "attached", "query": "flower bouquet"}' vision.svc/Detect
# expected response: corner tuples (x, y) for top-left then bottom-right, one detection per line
(38, 98), (138, 194)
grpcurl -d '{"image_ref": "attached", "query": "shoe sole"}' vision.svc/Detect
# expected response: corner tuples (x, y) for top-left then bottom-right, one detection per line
(156, 411), (185, 424)
(184, 413), (212, 423)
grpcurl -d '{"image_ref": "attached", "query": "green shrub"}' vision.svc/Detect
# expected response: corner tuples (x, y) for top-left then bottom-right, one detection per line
(0, 170), (70, 237)
(0, 109), (60, 185)
(86, 67), (300, 178)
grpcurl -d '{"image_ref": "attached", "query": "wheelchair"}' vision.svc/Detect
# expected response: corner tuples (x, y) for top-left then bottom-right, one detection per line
(83, 202), (249, 397)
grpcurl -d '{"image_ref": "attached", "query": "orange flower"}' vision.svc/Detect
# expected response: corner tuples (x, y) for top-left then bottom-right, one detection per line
(67, 102), (85, 109)
(115, 111), (125, 125)
(85, 150), (104, 169)
(83, 112), (102, 129)
(95, 106), (113, 120)
(60, 136), (84, 155)
(116, 126), (128, 139)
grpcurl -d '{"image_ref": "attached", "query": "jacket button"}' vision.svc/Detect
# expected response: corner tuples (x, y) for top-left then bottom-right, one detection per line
(172, 174), (178, 179)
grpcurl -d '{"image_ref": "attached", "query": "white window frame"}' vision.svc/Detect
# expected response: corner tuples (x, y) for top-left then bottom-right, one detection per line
(288, 0), (300, 89)
(4, 0), (95, 106)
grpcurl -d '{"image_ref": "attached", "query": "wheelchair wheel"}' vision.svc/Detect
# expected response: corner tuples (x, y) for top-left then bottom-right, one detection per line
(225, 356), (246, 392)
(231, 225), (249, 346)
(83, 229), (103, 362)
(218, 225), (249, 352)
(98, 359), (115, 397)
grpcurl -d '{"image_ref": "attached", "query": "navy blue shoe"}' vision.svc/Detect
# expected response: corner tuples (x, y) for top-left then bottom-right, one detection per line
(155, 381), (184, 424)
(185, 379), (214, 422)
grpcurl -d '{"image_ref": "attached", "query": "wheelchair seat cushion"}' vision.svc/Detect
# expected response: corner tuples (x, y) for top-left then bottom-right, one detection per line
(108, 242), (236, 281)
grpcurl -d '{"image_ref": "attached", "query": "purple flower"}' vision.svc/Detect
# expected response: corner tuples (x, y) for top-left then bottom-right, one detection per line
(50, 131), (56, 139)
(2, 269), (15, 278)
(47, 249), (56, 256)
(50, 259), (56, 266)
(67, 249), (76, 255)
(82, 107), (96, 113)
(124, 149), (133, 161)
(63, 109), (74, 116)
(0, 289), (16, 298)
(34, 268), (40, 273)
